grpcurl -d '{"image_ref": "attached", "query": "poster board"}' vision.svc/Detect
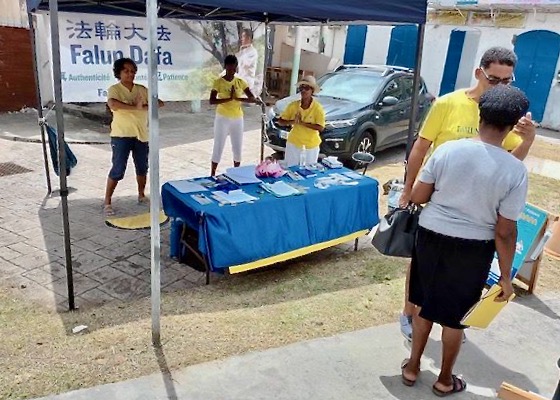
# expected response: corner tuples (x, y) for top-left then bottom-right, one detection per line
(487, 203), (549, 292)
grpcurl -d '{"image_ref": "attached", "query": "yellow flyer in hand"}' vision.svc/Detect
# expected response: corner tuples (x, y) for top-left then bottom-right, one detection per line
(461, 284), (515, 329)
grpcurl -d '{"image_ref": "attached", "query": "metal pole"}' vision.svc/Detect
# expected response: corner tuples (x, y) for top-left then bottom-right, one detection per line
(260, 19), (270, 162)
(48, 0), (75, 311)
(289, 26), (303, 96)
(147, 0), (162, 346)
(27, 12), (52, 195)
(405, 23), (425, 163)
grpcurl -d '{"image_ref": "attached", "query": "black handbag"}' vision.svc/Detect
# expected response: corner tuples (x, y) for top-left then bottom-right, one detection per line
(371, 205), (422, 258)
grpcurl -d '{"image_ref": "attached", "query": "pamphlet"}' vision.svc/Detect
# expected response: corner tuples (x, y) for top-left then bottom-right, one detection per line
(261, 181), (301, 197)
(169, 180), (209, 194)
(460, 284), (515, 329)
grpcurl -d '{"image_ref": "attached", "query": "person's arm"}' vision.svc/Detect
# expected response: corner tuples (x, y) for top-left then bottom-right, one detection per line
(107, 98), (141, 111)
(410, 181), (434, 204)
(209, 88), (233, 105)
(399, 137), (432, 207)
(235, 87), (257, 104)
(276, 103), (295, 126)
(494, 214), (517, 302)
(510, 112), (535, 161)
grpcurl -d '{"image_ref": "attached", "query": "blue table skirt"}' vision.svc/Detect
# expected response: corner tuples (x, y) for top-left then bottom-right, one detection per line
(162, 168), (380, 271)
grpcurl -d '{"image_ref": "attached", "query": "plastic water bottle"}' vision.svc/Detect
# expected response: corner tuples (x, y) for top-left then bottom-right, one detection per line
(299, 145), (307, 167)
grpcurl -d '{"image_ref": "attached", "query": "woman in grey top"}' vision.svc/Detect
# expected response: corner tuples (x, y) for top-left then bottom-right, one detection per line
(401, 85), (529, 396)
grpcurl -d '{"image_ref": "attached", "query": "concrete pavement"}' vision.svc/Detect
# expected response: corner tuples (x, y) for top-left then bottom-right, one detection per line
(0, 105), (559, 399)
(34, 293), (560, 400)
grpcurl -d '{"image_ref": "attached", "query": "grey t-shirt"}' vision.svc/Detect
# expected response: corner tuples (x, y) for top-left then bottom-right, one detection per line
(418, 139), (528, 240)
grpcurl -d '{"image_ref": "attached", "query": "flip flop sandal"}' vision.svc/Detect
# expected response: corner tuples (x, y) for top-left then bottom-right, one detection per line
(432, 375), (467, 397)
(103, 204), (115, 217)
(138, 196), (150, 205)
(401, 358), (419, 387)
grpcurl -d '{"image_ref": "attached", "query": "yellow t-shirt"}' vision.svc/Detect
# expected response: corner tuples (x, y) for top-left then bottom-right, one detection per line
(107, 83), (149, 142)
(280, 99), (326, 149)
(212, 76), (249, 119)
(420, 89), (522, 151)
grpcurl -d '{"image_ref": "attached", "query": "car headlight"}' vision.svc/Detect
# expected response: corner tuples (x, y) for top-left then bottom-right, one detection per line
(325, 118), (358, 129)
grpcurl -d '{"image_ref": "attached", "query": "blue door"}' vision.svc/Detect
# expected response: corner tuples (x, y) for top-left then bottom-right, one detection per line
(513, 30), (560, 122)
(344, 25), (367, 64)
(439, 30), (466, 96)
(386, 25), (418, 68)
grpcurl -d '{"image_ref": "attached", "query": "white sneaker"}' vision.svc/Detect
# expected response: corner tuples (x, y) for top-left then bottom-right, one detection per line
(399, 313), (413, 341)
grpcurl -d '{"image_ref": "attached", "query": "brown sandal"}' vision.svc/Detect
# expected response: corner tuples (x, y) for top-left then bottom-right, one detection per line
(401, 358), (419, 387)
(432, 375), (467, 397)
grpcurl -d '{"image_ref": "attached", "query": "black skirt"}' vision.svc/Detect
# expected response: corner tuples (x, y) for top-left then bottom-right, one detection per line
(409, 226), (496, 329)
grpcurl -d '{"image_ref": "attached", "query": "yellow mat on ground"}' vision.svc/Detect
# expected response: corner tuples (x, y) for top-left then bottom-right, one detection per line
(105, 211), (169, 230)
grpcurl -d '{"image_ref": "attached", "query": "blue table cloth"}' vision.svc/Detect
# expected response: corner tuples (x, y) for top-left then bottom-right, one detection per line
(162, 167), (379, 272)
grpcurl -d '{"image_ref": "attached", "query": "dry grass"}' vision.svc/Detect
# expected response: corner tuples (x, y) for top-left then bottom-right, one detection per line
(529, 137), (560, 163)
(0, 163), (558, 399)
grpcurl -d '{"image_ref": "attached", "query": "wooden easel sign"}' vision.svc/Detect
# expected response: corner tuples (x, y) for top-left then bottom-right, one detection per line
(487, 203), (549, 292)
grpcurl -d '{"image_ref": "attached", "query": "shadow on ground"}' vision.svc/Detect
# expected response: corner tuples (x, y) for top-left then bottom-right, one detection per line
(380, 337), (539, 399)
(13, 189), (403, 334)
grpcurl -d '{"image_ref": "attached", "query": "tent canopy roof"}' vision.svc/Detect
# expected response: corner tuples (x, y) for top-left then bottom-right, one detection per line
(26, 0), (427, 24)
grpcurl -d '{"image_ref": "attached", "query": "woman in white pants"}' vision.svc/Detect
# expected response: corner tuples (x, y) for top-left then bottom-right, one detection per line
(209, 54), (256, 176)
(276, 75), (325, 167)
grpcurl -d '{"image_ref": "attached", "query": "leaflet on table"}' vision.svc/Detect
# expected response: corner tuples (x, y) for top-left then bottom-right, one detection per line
(322, 156), (343, 169)
(169, 180), (209, 194)
(211, 189), (258, 204)
(261, 181), (301, 197)
(225, 165), (263, 185)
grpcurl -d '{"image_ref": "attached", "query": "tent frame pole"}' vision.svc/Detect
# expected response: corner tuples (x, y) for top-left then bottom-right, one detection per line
(147, 0), (162, 347)
(27, 12), (52, 196)
(405, 23), (426, 164)
(260, 19), (270, 161)
(48, 0), (75, 311)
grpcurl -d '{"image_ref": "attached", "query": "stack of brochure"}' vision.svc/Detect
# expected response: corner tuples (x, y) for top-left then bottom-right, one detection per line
(211, 189), (258, 205)
(261, 181), (301, 197)
(322, 156), (343, 169)
(225, 165), (263, 185)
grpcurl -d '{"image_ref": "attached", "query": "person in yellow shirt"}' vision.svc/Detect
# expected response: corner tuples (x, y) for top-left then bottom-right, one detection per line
(277, 75), (326, 166)
(103, 58), (164, 217)
(209, 54), (256, 176)
(396, 47), (536, 341)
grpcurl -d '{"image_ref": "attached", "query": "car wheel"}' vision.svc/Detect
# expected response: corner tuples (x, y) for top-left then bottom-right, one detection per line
(347, 130), (375, 169)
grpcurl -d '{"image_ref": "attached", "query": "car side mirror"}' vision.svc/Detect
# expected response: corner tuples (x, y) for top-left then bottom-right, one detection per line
(380, 96), (399, 106)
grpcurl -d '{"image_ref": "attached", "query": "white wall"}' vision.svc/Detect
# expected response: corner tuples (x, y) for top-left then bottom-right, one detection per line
(362, 26), (392, 65)
(0, 0), (28, 28)
(333, 11), (560, 129)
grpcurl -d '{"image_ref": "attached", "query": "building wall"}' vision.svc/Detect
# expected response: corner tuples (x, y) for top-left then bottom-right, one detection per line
(0, 26), (37, 111)
(359, 11), (560, 130)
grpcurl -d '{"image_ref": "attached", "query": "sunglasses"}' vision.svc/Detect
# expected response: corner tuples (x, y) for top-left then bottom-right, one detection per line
(299, 85), (312, 91)
(481, 69), (515, 85)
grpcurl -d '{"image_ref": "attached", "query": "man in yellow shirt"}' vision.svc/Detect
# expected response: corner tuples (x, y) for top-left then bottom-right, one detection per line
(397, 47), (536, 340)
(277, 75), (326, 166)
(103, 58), (163, 216)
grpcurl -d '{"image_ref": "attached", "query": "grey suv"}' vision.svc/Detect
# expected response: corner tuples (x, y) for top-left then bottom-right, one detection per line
(265, 65), (434, 165)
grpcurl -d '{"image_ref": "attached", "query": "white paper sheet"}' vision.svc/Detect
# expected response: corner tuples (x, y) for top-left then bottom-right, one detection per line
(225, 165), (262, 185)
(169, 180), (208, 194)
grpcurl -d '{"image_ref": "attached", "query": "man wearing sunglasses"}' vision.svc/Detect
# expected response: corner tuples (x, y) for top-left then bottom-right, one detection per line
(396, 46), (536, 341)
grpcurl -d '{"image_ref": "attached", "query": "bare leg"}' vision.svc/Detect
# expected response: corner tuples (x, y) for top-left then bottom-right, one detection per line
(403, 310), (433, 382)
(433, 326), (463, 392)
(211, 162), (218, 177)
(233, 161), (241, 167)
(137, 175), (147, 199)
(104, 177), (118, 206)
(403, 262), (415, 316)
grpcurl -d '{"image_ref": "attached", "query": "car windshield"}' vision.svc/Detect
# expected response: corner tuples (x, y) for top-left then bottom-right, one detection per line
(317, 71), (383, 103)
